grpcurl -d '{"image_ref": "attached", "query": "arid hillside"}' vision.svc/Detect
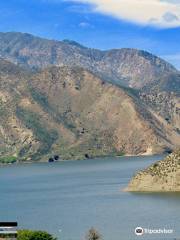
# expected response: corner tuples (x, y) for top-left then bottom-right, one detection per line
(0, 60), (179, 163)
(0, 32), (179, 163)
(0, 32), (179, 134)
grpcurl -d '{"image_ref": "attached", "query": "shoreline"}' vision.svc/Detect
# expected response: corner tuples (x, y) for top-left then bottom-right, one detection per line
(0, 152), (165, 168)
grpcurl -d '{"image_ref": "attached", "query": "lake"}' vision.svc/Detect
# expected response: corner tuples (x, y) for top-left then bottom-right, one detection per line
(0, 155), (180, 240)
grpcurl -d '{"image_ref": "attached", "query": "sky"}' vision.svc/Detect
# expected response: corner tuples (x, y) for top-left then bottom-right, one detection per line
(0, 0), (180, 68)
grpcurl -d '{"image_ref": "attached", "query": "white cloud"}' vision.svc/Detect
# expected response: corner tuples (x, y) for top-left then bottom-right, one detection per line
(68, 0), (180, 28)
(79, 21), (92, 27)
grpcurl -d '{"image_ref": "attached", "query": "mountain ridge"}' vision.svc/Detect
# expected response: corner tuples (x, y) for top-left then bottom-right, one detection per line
(0, 31), (177, 88)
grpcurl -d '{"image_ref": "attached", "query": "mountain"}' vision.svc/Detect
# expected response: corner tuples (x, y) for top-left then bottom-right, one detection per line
(0, 32), (177, 89)
(0, 32), (179, 163)
(0, 32), (179, 132)
(126, 149), (180, 192)
(0, 59), (179, 163)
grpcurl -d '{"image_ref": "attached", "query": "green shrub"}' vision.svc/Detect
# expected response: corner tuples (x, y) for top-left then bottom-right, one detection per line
(153, 163), (158, 168)
(0, 156), (17, 164)
(116, 151), (125, 156)
(17, 230), (57, 240)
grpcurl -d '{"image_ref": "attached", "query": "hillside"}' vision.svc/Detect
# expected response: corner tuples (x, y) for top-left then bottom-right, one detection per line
(126, 149), (180, 192)
(0, 32), (179, 163)
(0, 60), (179, 163)
(0, 32), (179, 136)
(140, 72), (180, 133)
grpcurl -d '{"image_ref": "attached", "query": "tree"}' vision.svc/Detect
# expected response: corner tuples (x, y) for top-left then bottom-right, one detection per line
(85, 228), (102, 240)
(17, 230), (57, 240)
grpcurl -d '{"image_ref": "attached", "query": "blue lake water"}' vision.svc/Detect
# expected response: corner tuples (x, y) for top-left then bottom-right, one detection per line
(0, 155), (180, 240)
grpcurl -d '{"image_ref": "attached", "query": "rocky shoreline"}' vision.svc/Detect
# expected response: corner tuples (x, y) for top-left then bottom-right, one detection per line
(126, 149), (180, 192)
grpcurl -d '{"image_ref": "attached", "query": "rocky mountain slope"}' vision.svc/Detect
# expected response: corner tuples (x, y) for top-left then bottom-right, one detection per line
(140, 72), (180, 133)
(0, 32), (179, 163)
(0, 32), (177, 89)
(126, 149), (180, 192)
(0, 32), (179, 133)
(0, 59), (179, 163)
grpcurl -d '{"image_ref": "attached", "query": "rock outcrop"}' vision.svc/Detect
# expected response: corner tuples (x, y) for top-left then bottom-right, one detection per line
(126, 149), (180, 192)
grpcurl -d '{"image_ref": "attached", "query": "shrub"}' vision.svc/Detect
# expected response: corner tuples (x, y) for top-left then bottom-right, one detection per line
(17, 230), (57, 240)
(153, 163), (158, 168)
(0, 156), (17, 164)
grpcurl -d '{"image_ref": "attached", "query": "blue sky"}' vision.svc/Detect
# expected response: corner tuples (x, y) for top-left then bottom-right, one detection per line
(0, 0), (180, 68)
